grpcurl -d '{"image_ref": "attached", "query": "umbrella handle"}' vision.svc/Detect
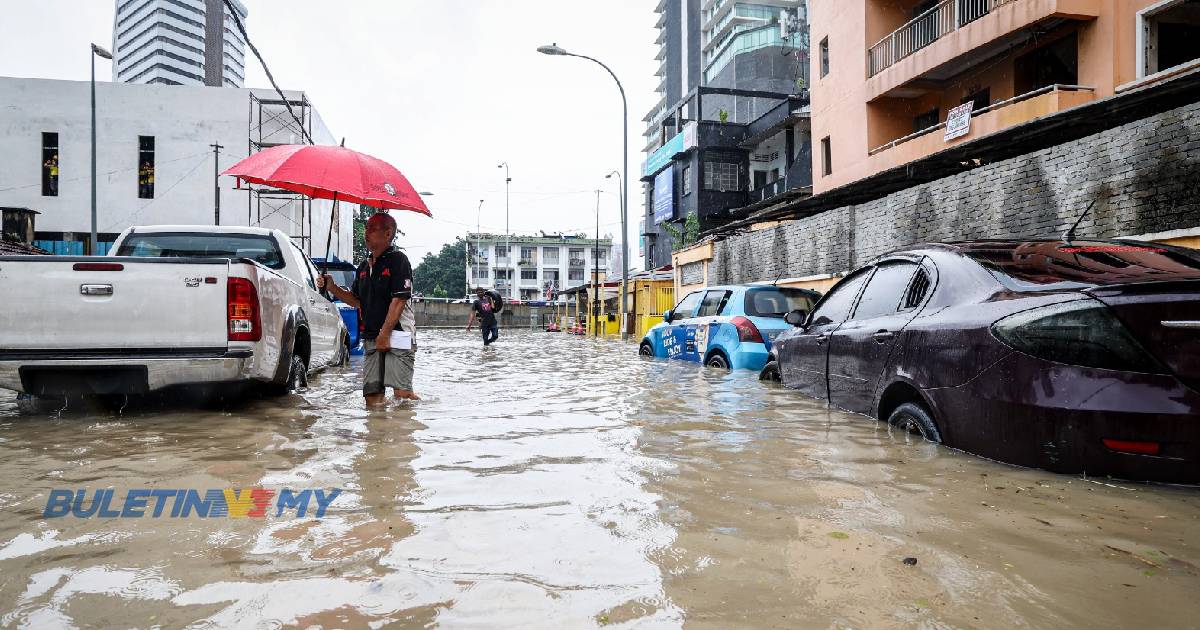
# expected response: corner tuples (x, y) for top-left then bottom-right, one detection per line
(322, 192), (338, 296)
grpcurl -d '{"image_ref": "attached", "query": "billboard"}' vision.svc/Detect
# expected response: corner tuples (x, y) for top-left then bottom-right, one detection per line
(653, 166), (675, 225)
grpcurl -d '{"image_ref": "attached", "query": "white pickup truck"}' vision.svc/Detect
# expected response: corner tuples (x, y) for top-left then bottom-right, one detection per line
(0, 225), (349, 411)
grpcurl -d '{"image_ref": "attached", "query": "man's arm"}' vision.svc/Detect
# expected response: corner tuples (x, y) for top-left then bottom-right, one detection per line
(466, 308), (477, 330)
(319, 275), (361, 308)
(375, 297), (407, 351)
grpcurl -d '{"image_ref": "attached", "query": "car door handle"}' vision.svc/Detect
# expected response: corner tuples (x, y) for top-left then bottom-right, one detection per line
(872, 330), (895, 343)
(815, 334), (829, 346)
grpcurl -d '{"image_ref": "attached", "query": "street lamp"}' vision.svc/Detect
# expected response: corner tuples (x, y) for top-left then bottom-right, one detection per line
(538, 43), (629, 337)
(497, 161), (511, 297)
(90, 43), (112, 256)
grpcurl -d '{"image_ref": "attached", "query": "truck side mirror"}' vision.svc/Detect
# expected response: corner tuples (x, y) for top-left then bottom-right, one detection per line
(784, 309), (808, 327)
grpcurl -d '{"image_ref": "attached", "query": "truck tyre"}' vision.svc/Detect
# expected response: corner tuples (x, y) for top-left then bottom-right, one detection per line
(285, 354), (308, 393)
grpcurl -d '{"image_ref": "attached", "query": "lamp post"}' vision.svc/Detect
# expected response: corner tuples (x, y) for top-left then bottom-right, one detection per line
(593, 190), (601, 338)
(90, 43), (112, 256)
(497, 162), (510, 298)
(538, 43), (629, 337)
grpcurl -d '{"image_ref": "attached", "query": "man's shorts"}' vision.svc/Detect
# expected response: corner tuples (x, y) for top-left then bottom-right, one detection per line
(362, 338), (416, 395)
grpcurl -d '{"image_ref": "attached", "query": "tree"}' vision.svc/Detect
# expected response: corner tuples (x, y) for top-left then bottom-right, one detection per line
(352, 204), (379, 265)
(413, 238), (466, 298)
(663, 211), (701, 251)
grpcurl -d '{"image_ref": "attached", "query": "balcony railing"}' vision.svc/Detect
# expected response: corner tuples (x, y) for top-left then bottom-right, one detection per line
(868, 0), (1017, 77)
(518, 258), (535, 266)
(750, 176), (789, 204)
(867, 84), (1095, 155)
(569, 258), (586, 267)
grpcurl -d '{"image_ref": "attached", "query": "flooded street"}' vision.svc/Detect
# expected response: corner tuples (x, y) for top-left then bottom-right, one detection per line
(0, 329), (1198, 629)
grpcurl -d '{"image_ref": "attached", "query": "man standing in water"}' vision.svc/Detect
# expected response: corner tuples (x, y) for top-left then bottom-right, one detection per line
(465, 287), (500, 346)
(320, 213), (419, 403)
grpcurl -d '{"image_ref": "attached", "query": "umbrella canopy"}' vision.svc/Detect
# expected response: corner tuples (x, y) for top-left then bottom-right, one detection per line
(221, 144), (431, 215)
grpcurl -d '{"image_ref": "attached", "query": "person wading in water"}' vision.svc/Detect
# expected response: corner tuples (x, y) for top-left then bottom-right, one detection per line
(320, 213), (419, 404)
(465, 287), (501, 346)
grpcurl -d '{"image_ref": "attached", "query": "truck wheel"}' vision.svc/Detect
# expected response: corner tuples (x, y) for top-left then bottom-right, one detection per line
(16, 393), (63, 415)
(285, 355), (308, 393)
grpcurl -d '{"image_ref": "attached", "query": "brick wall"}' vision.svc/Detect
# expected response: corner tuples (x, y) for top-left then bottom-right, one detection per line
(711, 98), (1200, 285)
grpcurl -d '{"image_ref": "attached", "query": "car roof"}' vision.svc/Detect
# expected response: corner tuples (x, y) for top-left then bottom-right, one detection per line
(128, 225), (280, 236)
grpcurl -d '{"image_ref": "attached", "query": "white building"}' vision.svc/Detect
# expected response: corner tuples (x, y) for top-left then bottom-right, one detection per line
(466, 233), (613, 301)
(112, 0), (249, 88)
(0, 76), (352, 260)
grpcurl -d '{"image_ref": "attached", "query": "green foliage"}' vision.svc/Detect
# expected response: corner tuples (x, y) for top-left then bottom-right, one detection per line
(718, 108), (729, 123)
(663, 211), (701, 252)
(413, 238), (466, 298)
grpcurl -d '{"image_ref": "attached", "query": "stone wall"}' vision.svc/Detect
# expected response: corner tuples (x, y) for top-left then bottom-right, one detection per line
(711, 98), (1200, 284)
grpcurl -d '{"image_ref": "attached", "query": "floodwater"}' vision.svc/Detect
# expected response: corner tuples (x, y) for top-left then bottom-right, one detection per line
(0, 329), (1198, 629)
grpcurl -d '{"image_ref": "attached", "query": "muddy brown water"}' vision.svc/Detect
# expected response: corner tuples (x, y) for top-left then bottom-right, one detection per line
(0, 329), (1197, 629)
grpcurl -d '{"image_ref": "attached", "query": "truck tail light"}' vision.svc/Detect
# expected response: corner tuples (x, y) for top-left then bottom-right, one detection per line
(731, 316), (764, 344)
(227, 277), (261, 341)
(1102, 439), (1161, 456)
(73, 263), (124, 271)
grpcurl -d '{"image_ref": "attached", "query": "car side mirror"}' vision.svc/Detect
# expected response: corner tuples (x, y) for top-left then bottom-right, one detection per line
(784, 309), (808, 327)
(663, 309), (673, 323)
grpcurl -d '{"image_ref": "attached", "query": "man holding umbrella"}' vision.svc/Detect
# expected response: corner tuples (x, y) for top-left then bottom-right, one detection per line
(320, 212), (419, 404)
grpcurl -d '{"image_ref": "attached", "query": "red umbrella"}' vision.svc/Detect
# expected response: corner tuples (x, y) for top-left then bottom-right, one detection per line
(222, 144), (430, 272)
(223, 144), (431, 214)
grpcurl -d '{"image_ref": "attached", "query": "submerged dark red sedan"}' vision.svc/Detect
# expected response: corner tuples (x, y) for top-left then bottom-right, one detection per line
(762, 239), (1200, 483)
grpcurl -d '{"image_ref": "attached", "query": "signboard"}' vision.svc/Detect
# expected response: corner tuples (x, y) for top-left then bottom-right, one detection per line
(643, 122), (697, 178)
(944, 102), (974, 141)
(653, 166), (675, 225)
(638, 219), (645, 257)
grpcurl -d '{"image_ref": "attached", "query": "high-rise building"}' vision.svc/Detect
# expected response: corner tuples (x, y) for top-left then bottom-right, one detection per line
(112, 0), (249, 87)
(642, 0), (811, 270)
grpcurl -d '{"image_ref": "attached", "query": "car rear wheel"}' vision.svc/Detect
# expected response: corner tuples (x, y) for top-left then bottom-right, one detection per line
(705, 352), (730, 370)
(759, 360), (781, 382)
(886, 402), (941, 443)
(639, 342), (655, 358)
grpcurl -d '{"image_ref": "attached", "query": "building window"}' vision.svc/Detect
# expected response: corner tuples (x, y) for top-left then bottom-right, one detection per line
(568, 268), (584, 282)
(41, 132), (59, 197)
(543, 247), (559, 263)
(961, 88), (990, 112)
(1140, 1), (1200, 78)
(521, 268), (537, 280)
(1015, 33), (1076, 94)
(138, 136), (155, 199)
(682, 164), (692, 196)
(569, 248), (585, 264)
(821, 137), (832, 177)
(704, 159), (739, 192)
(495, 245), (509, 259)
(520, 246), (535, 262)
(819, 37), (829, 77)
(913, 108), (940, 133)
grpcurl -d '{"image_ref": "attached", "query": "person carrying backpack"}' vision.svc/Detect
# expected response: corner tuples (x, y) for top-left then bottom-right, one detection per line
(466, 287), (502, 346)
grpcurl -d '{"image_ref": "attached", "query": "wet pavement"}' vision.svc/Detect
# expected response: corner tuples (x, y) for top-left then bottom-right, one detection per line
(0, 328), (1198, 629)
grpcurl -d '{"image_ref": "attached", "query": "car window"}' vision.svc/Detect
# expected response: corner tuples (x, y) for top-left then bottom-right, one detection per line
(116, 232), (285, 269)
(902, 267), (931, 310)
(808, 271), (870, 327)
(696, 290), (731, 317)
(745, 287), (818, 318)
(671, 291), (703, 322)
(292, 244), (316, 290)
(852, 262), (919, 320)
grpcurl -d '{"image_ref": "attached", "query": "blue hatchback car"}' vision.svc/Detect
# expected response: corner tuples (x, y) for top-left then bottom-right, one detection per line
(639, 285), (821, 370)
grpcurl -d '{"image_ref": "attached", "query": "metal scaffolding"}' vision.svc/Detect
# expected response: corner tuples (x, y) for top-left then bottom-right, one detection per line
(246, 92), (313, 252)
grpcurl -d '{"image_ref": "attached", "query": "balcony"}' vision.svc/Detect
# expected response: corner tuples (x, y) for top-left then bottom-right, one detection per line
(519, 277), (539, 287)
(868, 84), (1096, 158)
(866, 0), (1100, 100)
(517, 258), (536, 266)
(568, 258), (585, 267)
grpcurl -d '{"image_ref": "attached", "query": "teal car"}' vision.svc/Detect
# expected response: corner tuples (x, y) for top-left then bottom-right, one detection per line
(639, 285), (821, 370)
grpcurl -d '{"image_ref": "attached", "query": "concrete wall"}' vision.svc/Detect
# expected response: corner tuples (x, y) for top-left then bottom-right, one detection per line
(411, 301), (541, 329)
(0, 77), (351, 259)
(710, 96), (1200, 284)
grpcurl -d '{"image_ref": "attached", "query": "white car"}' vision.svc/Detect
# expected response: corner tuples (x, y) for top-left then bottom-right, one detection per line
(0, 225), (348, 411)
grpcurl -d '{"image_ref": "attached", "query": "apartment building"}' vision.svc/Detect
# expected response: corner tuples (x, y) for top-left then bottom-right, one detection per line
(466, 233), (614, 301)
(112, 0), (249, 87)
(810, 0), (1200, 194)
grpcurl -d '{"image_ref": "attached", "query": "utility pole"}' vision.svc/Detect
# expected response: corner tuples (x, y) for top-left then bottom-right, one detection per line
(498, 162), (510, 298)
(210, 142), (224, 225)
(593, 189), (600, 338)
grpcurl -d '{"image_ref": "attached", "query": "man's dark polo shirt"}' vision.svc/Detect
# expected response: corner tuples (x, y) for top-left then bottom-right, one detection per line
(351, 246), (414, 340)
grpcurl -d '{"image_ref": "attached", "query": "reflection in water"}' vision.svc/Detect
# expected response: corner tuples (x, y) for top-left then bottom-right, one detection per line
(0, 329), (1197, 628)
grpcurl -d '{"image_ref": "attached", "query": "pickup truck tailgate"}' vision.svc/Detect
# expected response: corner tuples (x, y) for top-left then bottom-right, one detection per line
(0, 257), (230, 351)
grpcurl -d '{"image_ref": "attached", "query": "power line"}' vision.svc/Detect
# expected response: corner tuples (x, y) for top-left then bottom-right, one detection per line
(0, 150), (210, 193)
(103, 153), (211, 231)
(223, 0), (312, 145)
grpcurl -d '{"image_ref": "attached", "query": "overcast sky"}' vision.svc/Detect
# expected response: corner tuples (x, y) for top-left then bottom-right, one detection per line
(0, 1), (658, 267)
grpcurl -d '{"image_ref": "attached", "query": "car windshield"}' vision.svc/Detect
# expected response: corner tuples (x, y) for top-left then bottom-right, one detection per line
(744, 287), (818, 317)
(116, 233), (285, 270)
(962, 242), (1200, 291)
